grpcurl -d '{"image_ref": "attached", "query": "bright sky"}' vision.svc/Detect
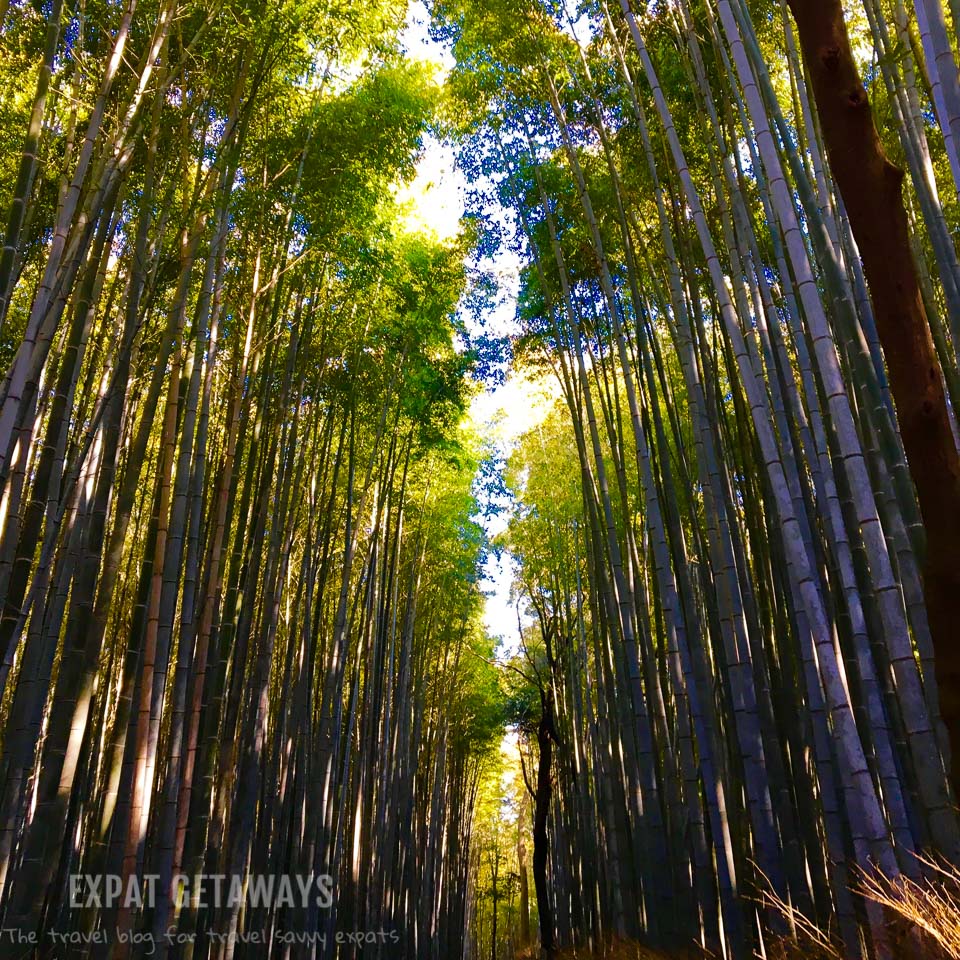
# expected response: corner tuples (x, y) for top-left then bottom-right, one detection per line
(393, 139), (464, 241)
(395, 5), (462, 242)
(398, 3), (557, 657)
(469, 371), (560, 657)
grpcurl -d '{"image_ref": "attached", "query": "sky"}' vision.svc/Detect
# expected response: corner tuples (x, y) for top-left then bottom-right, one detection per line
(394, 4), (460, 242)
(398, 3), (558, 657)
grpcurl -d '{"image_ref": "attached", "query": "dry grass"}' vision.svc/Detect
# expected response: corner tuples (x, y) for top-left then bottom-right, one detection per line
(516, 861), (960, 960)
(554, 944), (678, 959)
(759, 854), (960, 959)
(523, 932), (840, 959)
(516, 939), (682, 959)
(757, 936), (845, 960)
(856, 855), (960, 959)
(756, 875), (843, 960)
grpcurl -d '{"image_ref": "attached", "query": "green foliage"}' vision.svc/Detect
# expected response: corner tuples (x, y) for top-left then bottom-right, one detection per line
(298, 61), (441, 239)
(452, 631), (507, 755)
(501, 658), (542, 730)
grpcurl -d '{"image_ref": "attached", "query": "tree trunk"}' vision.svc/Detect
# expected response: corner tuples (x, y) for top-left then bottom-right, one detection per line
(518, 820), (530, 949)
(533, 691), (555, 959)
(787, 0), (960, 807)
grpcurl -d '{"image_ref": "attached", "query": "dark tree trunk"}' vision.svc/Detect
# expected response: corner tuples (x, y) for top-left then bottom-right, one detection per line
(533, 690), (556, 959)
(518, 824), (531, 948)
(787, 0), (960, 803)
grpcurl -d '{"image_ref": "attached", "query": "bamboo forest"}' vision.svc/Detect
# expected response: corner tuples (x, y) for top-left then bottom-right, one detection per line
(6, 0), (960, 957)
